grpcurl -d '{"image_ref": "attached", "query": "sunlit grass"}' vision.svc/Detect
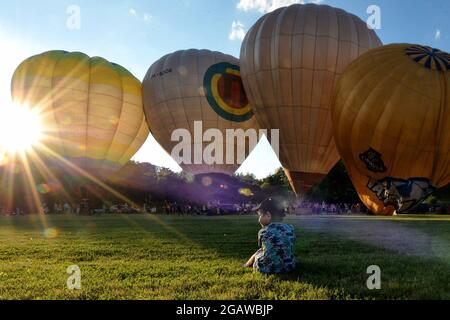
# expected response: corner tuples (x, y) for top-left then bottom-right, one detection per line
(0, 215), (450, 300)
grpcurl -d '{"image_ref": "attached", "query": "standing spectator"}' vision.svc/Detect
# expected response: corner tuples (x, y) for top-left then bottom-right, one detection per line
(64, 203), (72, 214)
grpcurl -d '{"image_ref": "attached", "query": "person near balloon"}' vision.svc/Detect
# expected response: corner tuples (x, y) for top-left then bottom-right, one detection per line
(244, 198), (297, 275)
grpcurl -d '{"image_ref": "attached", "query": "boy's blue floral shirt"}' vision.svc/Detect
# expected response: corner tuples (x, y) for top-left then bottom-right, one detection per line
(254, 222), (296, 274)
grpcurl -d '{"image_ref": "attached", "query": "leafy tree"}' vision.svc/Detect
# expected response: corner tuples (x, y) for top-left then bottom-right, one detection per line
(235, 173), (258, 186)
(261, 168), (290, 188)
(305, 161), (359, 203)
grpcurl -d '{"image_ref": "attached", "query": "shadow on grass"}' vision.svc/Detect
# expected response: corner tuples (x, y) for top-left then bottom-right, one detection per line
(3, 214), (450, 299)
(128, 214), (450, 299)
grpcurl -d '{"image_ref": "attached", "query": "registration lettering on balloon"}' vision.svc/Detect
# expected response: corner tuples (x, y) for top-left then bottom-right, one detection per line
(203, 62), (254, 122)
(150, 68), (173, 79)
(367, 177), (436, 212)
(359, 148), (387, 173)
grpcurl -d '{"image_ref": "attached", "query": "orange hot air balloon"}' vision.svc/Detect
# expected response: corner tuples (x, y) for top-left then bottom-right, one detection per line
(11, 50), (149, 177)
(240, 3), (382, 195)
(142, 49), (258, 176)
(332, 44), (450, 215)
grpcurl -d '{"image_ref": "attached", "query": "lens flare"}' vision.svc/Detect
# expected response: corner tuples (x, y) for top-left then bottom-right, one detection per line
(0, 104), (43, 154)
(37, 184), (52, 194)
(0, 153), (9, 166)
(202, 176), (213, 187)
(239, 188), (254, 197)
(43, 228), (59, 239)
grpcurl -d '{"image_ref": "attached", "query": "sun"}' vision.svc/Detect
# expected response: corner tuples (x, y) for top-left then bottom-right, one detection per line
(0, 104), (43, 155)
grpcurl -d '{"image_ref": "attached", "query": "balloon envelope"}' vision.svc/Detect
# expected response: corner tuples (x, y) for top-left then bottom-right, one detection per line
(240, 3), (382, 194)
(11, 50), (149, 176)
(332, 44), (450, 215)
(142, 49), (258, 176)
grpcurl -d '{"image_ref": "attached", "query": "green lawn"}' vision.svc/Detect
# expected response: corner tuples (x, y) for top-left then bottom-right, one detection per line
(1, 214), (450, 300)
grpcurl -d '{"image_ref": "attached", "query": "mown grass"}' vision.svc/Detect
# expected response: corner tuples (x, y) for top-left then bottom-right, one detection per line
(0, 214), (450, 300)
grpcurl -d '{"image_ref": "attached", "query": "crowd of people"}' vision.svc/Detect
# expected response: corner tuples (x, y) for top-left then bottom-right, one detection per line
(290, 201), (367, 215)
(161, 200), (369, 216)
(0, 200), (262, 216)
(163, 200), (257, 216)
(0, 201), (149, 216)
(1, 199), (448, 216)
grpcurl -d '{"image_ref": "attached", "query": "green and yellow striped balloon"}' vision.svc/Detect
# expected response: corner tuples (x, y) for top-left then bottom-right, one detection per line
(11, 50), (149, 175)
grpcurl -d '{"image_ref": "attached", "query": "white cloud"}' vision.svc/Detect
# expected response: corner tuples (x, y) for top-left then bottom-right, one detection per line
(237, 0), (267, 12)
(229, 21), (246, 41)
(236, 0), (322, 13)
(129, 8), (138, 17)
(143, 13), (153, 23)
(129, 8), (153, 24)
(434, 29), (441, 40)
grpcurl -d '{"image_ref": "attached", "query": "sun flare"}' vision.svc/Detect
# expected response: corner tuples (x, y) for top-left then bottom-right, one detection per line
(0, 104), (43, 155)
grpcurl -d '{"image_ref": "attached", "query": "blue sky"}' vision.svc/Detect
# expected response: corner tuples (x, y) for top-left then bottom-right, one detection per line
(0, 0), (449, 178)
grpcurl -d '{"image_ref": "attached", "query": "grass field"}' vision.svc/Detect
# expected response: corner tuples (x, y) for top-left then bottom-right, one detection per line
(1, 214), (450, 300)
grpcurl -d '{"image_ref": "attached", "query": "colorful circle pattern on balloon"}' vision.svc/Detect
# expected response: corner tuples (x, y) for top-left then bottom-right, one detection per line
(203, 62), (254, 122)
(405, 45), (450, 71)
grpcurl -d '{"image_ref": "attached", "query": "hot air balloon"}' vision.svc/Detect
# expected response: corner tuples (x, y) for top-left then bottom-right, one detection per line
(142, 49), (258, 176)
(240, 3), (382, 195)
(332, 44), (450, 215)
(11, 50), (149, 177)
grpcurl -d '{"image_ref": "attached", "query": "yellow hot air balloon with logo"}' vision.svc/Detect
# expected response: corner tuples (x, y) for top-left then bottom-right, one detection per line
(142, 49), (258, 176)
(11, 50), (149, 176)
(332, 44), (450, 215)
(240, 3), (382, 195)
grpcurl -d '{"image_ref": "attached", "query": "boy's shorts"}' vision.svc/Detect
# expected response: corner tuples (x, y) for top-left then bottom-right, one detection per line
(253, 249), (296, 275)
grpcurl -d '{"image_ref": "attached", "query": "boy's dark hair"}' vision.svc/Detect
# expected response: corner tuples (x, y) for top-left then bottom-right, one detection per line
(255, 197), (287, 221)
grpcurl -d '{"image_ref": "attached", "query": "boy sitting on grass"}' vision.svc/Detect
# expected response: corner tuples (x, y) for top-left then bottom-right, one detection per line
(245, 198), (297, 274)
